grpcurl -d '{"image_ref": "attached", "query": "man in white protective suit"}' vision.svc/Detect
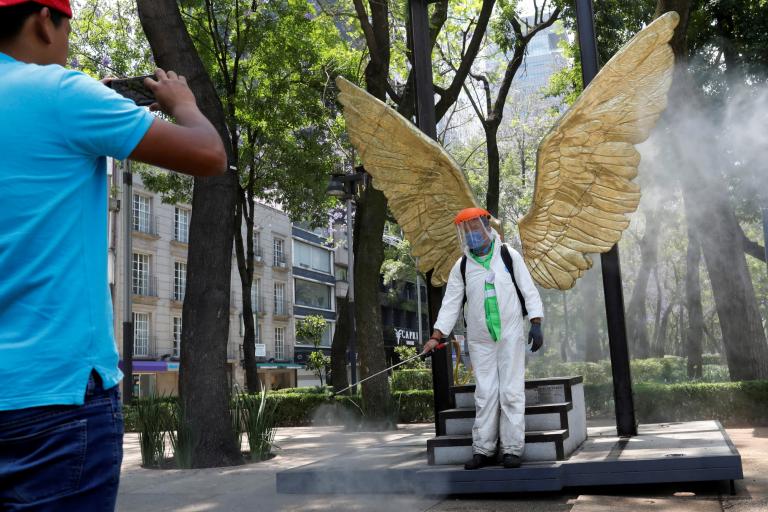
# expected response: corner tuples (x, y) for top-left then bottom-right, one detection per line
(421, 207), (544, 470)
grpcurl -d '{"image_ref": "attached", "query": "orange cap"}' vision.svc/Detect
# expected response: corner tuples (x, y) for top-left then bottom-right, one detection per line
(454, 207), (490, 225)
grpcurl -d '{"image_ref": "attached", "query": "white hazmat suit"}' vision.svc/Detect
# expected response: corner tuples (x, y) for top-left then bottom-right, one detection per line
(433, 231), (544, 457)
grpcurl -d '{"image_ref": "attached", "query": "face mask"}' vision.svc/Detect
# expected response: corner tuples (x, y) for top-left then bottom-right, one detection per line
(465, 230), (488, 250)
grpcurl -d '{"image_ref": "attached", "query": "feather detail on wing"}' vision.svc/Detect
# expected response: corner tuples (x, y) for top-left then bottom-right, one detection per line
(336, 76), (479, 286)
(518, 11), (679, 290)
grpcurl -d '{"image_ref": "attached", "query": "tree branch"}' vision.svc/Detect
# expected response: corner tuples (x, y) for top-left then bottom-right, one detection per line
(490, 7), (561, 121)
(434, 0), (496, 121)
(352, 0), (380, 66)
(741, 224), (766, 262)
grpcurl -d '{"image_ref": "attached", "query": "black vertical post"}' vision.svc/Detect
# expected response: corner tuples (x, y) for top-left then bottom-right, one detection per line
(574, 0), (637, 436)
(762, 208), (768, 274)
(410, 0), (453, 434)
(122, 322), (134, 403)
(122, 167), (134, 404)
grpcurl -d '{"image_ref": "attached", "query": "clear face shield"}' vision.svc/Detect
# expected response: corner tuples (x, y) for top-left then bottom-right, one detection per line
(457, 216), (494, 254)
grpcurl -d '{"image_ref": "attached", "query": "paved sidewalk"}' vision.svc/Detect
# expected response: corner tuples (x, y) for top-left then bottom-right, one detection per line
(117, 424), (768, 511)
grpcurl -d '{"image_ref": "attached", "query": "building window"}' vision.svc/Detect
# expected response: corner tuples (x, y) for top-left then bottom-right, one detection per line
(273, 237), (285, 267)
(172, 316), (182, 357)
(132, 194), (152, 234)
(253, 231), (262, 260)
(174, 207), (190, 243)
(174, 261), (187, 302)
(275, 327), (285, 359)
(294, 240), (331, 274)
(133, 312), (150, 357)
(295, 278), (333, 310)
(274, 282), (287, 315)
(251, 278), (262, 313)
(335, 265), (348, 282)
(132, 253), (151, 296)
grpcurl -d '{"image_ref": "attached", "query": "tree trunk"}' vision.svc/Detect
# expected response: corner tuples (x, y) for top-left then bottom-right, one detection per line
(626, 211), (662, 358)
(484, 122), (501, 217)
(654, 304), (673, 358)
(234, 195), (259, 392)
(136, 0), (242, 467)
(354, 183), (392, 424)
(348, 0), (393, 426)
(331, 295), (350, 392)
(684, 181), (768, 380)
(683, 220), (704, 378)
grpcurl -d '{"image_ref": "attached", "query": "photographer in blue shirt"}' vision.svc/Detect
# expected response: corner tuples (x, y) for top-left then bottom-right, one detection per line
(0, 1), (227, 509)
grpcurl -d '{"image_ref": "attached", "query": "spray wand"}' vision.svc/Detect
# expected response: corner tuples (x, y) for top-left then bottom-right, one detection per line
(331, 342), (446, 396)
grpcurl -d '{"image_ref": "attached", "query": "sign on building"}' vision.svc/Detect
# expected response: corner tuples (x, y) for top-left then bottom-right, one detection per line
(394, 328), (419, 346)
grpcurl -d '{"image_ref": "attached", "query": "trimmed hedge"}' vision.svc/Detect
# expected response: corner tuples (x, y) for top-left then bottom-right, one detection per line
(391, 369), (432, 391)
(633, 381), (768, 426)
(527, 354), (730, 385)
(583, 380), (768, 426)
(123, 380), (768, 432)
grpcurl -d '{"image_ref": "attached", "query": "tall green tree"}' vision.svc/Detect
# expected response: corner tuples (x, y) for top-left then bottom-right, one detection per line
(136, 0), (242, 468)
(133, 0), (355, 392)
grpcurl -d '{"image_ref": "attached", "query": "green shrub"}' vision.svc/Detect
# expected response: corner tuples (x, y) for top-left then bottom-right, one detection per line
(583, 383), (615, 417)
(633, 380), (768, 426)
(123, 403), (138, 432)
(271, 386), (331, 395)
(391, 369), (432, 391)
(393, 346), (427, 370)
(134, 396), (172, 467)
(393, 390), (434, 422)
(265, 392), (333, 426)
(166, 401), (193, 468)
(527, 355), (729, 386)
(239, 390), (277, 460)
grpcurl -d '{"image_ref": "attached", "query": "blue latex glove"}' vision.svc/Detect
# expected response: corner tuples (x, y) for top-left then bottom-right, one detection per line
(528, 322), (543, 352)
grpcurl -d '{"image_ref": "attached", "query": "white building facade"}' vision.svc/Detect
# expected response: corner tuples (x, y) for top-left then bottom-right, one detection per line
(111, 164), (305, 396)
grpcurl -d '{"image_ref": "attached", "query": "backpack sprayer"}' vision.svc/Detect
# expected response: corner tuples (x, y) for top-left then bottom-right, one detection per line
(331, 342), (446, 396)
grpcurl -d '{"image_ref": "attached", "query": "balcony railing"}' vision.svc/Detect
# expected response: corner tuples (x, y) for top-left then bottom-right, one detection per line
(133, 275), (159, 298)
(273, 254), (288, 269)
(132, 335), (156, 358)
(133, 215), (159, 237)
(253, 245), (264, 264)
(273, 299), (291, 318)
(251, 294), (266, 314)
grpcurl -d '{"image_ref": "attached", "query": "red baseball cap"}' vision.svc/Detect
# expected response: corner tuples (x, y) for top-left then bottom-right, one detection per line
(0, 1), (72, 18)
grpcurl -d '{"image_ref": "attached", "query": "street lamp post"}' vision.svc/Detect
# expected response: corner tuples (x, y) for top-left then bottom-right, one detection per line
(327, 170), (366, 391)
(122, 160), (134, 404)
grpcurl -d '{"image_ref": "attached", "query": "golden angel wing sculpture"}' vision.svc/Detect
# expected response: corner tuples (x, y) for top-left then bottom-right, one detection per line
(336, 76), (479, 286)
(518, 11), (679, 289)
(336, 11), (679, 290)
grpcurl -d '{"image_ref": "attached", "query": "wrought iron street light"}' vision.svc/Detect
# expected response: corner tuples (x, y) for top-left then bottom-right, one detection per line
(326, 169), (367, 391)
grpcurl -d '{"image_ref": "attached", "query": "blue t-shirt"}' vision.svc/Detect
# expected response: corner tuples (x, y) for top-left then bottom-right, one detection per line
(0, 52), (154, 410)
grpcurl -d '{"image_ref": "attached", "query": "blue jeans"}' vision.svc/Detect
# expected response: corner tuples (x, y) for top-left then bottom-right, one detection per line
(0, 373), (124, 511)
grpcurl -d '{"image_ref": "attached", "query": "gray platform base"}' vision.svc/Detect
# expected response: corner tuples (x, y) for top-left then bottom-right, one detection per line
(276, 421), (743, 495)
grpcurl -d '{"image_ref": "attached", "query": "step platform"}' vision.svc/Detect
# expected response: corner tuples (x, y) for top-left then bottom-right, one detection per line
(276, 420), (743, 495)
(429, 376), (587, 464)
